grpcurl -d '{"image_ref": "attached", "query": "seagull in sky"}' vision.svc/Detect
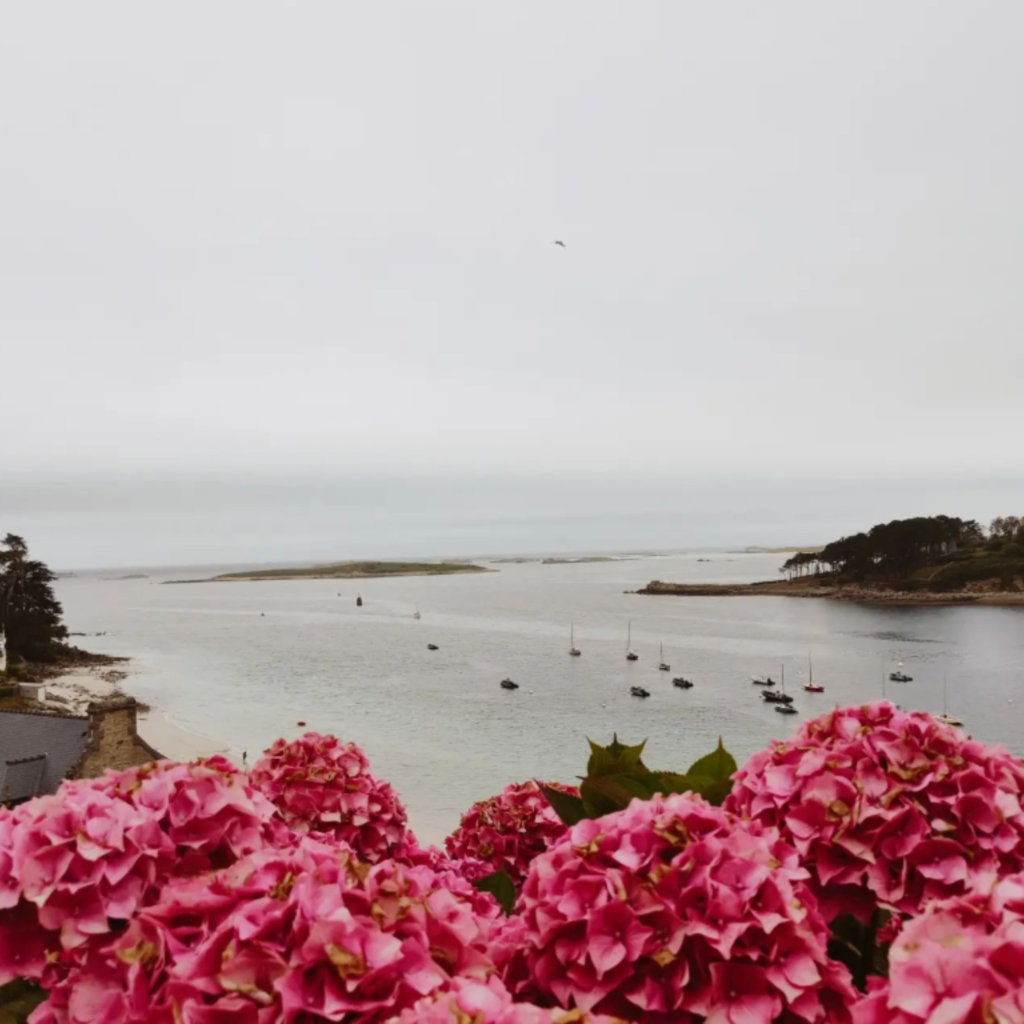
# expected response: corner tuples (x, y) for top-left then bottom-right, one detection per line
(553, 240), (566, 248)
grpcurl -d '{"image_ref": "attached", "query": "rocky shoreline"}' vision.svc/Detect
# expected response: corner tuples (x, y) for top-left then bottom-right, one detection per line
(636, 579), (1024, 607)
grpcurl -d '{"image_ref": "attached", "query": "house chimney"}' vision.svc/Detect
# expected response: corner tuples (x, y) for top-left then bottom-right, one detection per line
(79, 698), (162, 776)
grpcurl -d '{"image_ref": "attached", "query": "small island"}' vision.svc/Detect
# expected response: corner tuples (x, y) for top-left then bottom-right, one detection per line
(541, 556), (617, 565)
(165, 560), (491, 584)
(638, 515), (1024, 606)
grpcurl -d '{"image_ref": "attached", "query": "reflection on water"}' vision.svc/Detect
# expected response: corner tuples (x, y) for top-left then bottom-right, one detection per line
(55, 553), (1024, 843)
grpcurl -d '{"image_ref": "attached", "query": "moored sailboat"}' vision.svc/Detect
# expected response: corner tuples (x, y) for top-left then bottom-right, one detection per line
(804, 653), (823, 693)
(626, 621), (639, 661)
(569, 621), (581, 657)
(936, 672), (962, 727)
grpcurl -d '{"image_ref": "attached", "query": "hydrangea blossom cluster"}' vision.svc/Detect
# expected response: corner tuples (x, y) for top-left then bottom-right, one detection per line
(726, 701), (1024, 921)
(392, 975), (623, 1024)
(35, 837), (500, 1024)
(501, 792), (854, 1023)
(445, 781), (578, 884)
(854, 873), (1024, 1024)
(0, 755), (276, 977)
(251, 732), (408, 863)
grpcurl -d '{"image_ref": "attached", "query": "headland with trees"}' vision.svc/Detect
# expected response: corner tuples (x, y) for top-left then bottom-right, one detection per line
(640, 514), (1024, 605)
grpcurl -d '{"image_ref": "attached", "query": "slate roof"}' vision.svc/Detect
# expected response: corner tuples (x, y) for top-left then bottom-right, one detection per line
(0, 709), (90, 803)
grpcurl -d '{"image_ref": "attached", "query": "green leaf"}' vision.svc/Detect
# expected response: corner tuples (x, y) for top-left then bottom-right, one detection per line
(580, 773), (661, 817)
(0, 980), (46, 1024)
(471, 870), (517, 917)
(586, 735), (647, 778)
(686, 738), (737, 784)
(538, 784), (587, 826)
(653, 771), (698, 794)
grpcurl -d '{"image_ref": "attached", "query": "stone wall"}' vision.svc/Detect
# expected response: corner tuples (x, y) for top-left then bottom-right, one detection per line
(76, 698), (163, 778)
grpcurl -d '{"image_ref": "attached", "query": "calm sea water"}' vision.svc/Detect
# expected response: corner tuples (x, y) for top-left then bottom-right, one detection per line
(55, 553), (1024, 843)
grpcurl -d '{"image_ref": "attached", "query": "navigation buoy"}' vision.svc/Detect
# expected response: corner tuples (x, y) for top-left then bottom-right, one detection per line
(297, 720), (306, 727)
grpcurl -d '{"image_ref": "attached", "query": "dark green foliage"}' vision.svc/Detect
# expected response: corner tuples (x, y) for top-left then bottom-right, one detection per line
(0, 980), (46, 1024)
(0, 534), (68, 664)
(541, 735), (739, 826)
(927, 551), (1024, 590)
(827, 911), (892, 992)
(538, 784), (587, 825)
(780, 515), (1023, 585)
(471, 869), (517, 916)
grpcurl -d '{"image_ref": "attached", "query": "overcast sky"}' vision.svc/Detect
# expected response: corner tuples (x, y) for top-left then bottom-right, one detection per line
(2, 4), (1021, 566)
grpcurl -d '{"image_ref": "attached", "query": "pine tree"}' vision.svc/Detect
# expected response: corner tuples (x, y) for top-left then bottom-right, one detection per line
(0, 534), (68, 663)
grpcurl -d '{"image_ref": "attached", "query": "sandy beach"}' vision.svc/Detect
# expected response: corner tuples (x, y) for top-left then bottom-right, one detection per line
(40, 664), (228, 763)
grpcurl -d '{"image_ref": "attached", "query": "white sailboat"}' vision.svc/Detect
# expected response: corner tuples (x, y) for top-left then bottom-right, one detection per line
(413, 606), (421, 620)
(626, 621), (639, 661)
(658, 643), (670, 671)
(569, 621), (581, 657)
(937, 672), (962, 727)
(805, 652), (823, 692)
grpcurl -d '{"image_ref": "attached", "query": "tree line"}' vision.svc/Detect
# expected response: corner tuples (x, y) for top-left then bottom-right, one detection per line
(781, 515), (1024, 581)
(0, 533), (67, 665)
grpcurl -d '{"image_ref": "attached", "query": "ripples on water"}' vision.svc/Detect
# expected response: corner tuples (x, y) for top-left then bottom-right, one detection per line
(57, 553), (1024, 843)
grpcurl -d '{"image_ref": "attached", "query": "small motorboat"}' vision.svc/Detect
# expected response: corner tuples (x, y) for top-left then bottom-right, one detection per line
(889, 672), (912, 683)
(630, 686), (650, 698)
(658, 643), (670, 672)
(752, 676), (776, 687)
(936, 713), (963, 727)
(673, 677), (693, 689)
(500, 678), (519, 690)
(427, 643), (439, 651)
(775, 704), (798, 715)
(762, 691), (793, 704)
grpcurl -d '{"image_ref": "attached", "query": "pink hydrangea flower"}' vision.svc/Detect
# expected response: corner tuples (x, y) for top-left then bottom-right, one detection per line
(391, 975), (623, 1024)
(0, 756), (277, 974)
(502, 792), (854, 1023)
(446, 781), (578, 884)
(35, 837), (500, 1024)
(726, 702), (1024, 922)
(854, 873), (1024, 1024)
(251, 732), (408, 863)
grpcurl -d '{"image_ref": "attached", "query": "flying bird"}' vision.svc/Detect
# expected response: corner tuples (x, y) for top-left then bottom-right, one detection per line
(553, 240), (566, 248)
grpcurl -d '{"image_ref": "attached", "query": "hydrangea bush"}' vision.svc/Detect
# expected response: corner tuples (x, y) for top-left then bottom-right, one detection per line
(2, 707), (1024, 1024)
(853, 873), (1024, 1024)
(445, 780), (578, 884)
(251, 732), (409, 863)
(500, 792), (855, 1023)
(726, 701), (1024, 923)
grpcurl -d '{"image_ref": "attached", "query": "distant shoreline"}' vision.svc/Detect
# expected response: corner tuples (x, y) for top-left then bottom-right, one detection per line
(636, 579), (1024, 607)
(165, 560), (492, 584)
